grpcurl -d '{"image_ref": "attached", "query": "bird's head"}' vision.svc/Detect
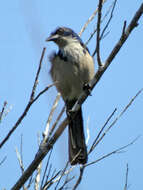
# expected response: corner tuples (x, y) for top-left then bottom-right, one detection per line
(46, 27), (86, 49)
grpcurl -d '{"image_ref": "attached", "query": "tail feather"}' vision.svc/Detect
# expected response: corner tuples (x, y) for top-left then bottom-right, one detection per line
(66, 100), (87, 165)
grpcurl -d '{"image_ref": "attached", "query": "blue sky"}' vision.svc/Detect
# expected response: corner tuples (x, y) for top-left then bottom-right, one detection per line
(0, 0), (143, 189)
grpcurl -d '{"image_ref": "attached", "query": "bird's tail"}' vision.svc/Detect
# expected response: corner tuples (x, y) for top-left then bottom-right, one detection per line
(66, 100), (87, 165)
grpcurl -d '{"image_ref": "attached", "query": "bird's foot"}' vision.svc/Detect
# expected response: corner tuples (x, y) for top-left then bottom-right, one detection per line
(83, 83), (92, 96)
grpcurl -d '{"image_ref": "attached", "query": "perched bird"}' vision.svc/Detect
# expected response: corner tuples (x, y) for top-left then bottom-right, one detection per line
(46, 27), (95, 165)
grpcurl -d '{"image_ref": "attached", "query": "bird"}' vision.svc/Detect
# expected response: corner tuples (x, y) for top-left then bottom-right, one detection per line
(46, 27), (95, 165)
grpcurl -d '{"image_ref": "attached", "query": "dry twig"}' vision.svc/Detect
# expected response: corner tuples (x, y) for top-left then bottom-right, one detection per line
(124, 164), (129, 190)
(0, 156), (7, 166)
(40, 150), (53, 189)
(89, 108), (117, 154)
(0, 48), (55, 149)
(71, 88), (142, 189)
(96, 0), (103, 67)
(43, 93), (61, 140)
(79, 0), (107, 36)
(0, 101), (7, 122)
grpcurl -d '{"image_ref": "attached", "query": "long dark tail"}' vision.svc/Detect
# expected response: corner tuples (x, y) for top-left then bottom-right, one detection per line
(66, 100), (87, 165)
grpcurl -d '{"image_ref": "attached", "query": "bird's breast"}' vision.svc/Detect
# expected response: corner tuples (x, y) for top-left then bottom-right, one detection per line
(50, 45), (94, 101)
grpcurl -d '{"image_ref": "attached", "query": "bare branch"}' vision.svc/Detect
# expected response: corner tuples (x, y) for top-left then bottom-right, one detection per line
(15, 148), (24, 174)
(121, 21), (127, 38)
(86, 0), (117, 46)
(11, 118), (68, 190)
(86, 137), (139, 167)
(100, 0), (117, 42)
(15, 147), (26, 190)
(72, 166), (85, 190)
(43, 93), (61, 139)
(106, 88), (143, 133)
(48, 105), (65, 138)
(58, 176), (74, 190)
(96, 0), (103, 67)
(104, 3), (143, 70)
(30, 47), (46, 101)
(20, 135), (24, 169)
(72, 87), (142, 189)
(53, 166), (75, 185)
(0, 48), (55, 149)
(79, 0), (107, 36)
(34, 135), (42, 190)
(55, 161), (69, 190)
(72, 3), (143, 113)
(32, 83), (56, 103)
(34, 162), (42, 190)
(0, 156), (7, 166)
(42, 170), (60, 190)
(90, 88), (143, 151)
(40, 150), (53, 189)
(89, 108), (117, 154)
(0, 101), (7, 123)
(124, 164), (129, 190)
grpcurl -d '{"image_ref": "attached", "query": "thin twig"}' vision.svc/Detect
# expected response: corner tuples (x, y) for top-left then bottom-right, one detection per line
(35, 162), (42, 190)
(124, 164), (129, 190)
(72, 166), (85, 190)
(42, 165), (75, 189)
(54, 166), (75, 184)
(46, 164), (52, 186)
(40, 150), (53, 189)
(27, 175), (34, 189)
(96, 0), (103, 67)
(0, 48), (47, 149)
(89, 108), (117, 154)
(30, 48), (46, 101)
(92, 88), (143, 150)
(79, 0), (107, 36)
(20, 134), (24, 174)
(11, 118), (68, 190)
(33, 83), (56, 103)
(42, 170), (61, 190)
(15, 147), (25, 174)
(121, 21), (127, 41)
(59, 176), (74, 190)
(0, 101), (7, 123)
(86, 0), (117, 46)
(100, 0), (117, 43)
(86, 137), (139, 167)
(0, 156), (7, 166)
(48, 105), (65, 139)
(106, 88), (143, 133)
(15, 147), (26, 190)
(35, 134), (42, 190)
(43, 93), (61, 139)
(73, 87), (142, 189)
(55, 161), (69, 190)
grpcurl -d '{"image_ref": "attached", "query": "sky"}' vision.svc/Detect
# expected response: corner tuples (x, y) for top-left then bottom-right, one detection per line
(0, 0), (143, 189)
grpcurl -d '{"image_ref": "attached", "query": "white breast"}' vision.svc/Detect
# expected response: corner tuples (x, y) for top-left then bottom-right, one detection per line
(50, 43), (95, 101)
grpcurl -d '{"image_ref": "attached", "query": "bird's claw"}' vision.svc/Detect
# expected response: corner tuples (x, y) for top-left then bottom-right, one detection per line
(83, 83), (92, 96)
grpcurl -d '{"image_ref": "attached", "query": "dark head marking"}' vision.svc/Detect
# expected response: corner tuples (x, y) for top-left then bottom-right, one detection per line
(51, 27), (89, 53)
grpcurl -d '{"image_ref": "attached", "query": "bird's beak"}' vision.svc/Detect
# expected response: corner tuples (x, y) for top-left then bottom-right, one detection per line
(46, 34), (59, 42)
